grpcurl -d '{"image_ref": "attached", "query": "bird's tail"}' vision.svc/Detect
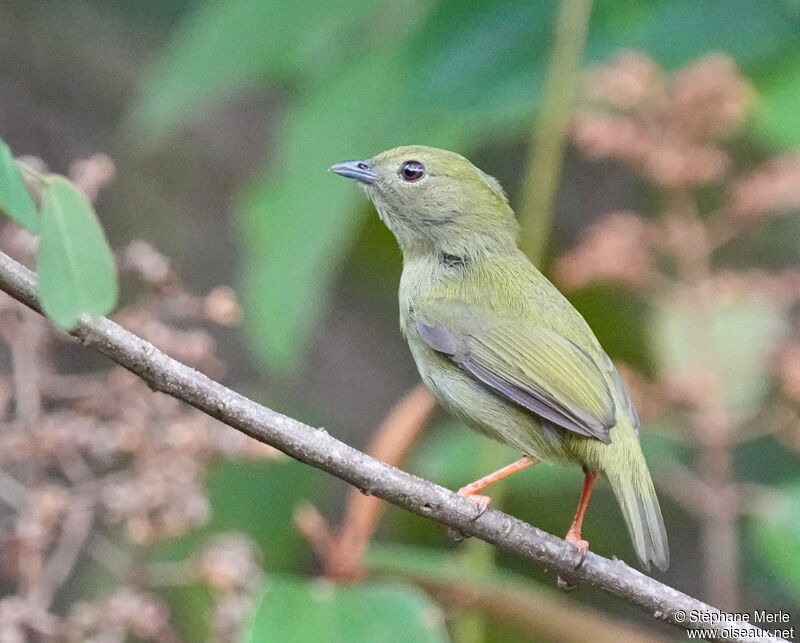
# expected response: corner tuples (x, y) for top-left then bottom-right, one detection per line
(606, 453), (669, 571)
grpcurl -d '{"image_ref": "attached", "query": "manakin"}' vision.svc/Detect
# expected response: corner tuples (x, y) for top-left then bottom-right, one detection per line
(330, 146), (669, 571)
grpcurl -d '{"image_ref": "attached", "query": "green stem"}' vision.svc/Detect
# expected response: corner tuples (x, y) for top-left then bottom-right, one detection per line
(518, 0), (593, 265)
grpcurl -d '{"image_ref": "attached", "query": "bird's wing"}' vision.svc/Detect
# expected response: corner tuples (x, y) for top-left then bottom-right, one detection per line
(416, 301), (616, 442)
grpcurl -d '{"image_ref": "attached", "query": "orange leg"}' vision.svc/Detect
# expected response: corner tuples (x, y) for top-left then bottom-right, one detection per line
(565, 469), (598, 555)
(557, 469), (598, 589)
(458, 456), (538, 514)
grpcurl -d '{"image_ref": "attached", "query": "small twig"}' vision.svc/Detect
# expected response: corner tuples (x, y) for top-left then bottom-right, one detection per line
(518, 0), (594, 262)
(294, 503), (335, 560)
(0, 249), (787, 642)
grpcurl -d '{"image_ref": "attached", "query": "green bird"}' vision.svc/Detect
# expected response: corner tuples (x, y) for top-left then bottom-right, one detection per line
(330, 146), (669, 571)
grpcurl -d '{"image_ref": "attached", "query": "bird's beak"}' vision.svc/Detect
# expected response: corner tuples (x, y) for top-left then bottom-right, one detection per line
(329, 160), (377, 184)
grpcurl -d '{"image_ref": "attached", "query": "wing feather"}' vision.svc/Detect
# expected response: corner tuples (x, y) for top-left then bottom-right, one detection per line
(416, 304), (616, 443)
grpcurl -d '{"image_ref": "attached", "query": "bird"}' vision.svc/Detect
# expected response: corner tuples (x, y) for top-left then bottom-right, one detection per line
(330, 145), (668, 572)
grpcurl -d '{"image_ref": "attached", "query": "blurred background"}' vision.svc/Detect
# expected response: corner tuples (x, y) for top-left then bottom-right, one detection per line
(1, 0), (799, 640)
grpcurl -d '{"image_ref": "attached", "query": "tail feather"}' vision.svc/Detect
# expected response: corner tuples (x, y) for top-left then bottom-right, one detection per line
(607, 460), (669, 571)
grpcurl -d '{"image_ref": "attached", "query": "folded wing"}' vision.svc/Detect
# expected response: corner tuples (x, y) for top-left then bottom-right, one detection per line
(416, 301), (616, 442)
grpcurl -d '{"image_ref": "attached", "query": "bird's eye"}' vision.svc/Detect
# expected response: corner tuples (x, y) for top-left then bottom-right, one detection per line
(399, 160), (426, 182)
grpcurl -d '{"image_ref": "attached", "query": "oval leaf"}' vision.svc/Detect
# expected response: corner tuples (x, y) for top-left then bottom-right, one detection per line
(127, 0), (375, 147)
(245, 576), (449, 643)
(750, 482), (800, 602)
(0, 139), (39, 233)
(37, 177), (118, 329)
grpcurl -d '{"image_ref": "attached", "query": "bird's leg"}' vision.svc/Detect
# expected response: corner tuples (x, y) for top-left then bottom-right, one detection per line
(557, 469), (598, 590)
(565, 469), (598, 563)
(457, 456), (538, 519)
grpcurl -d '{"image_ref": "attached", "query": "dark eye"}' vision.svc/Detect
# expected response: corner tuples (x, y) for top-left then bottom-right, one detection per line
(399, 160), (426, 182)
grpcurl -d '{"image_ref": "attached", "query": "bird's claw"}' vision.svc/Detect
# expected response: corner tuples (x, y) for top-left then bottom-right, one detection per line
(565, 531), (589, 567)
(557, 532), (590, 589)
(573, 545), (588, 570)
(457, 492), (491, 522)
(470, 498), (490, 522)
(447, 493), (491, 541)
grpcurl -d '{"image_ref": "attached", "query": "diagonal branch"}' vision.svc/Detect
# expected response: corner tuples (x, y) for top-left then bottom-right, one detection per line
(0, 249), (786, 643)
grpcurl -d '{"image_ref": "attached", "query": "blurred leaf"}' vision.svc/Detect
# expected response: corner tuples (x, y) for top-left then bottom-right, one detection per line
(237, 42), (464, 372)
(409, 419), (514, 489)
(638, 420), (690, 465)
(0, 140), (39, 233)
(590, 0), (800, 69)
(409, 419), (577, 498)
(160, 583), (215, 643)
(736, 435), (800, 486)
(205, 459), (320, 571)
(245, 575), (449, 643)
(749, 482), (800, 602)
(37, 177), (117, 329)
(130, 0), (800, 375)
(754, 49), (800, 148)
(410, 1), (552, 122)
(715, 214), (800, 270)
(566, 286), (653, 374)
(366, 542), (509, 582)
(150, 459), (321, 573)
(649, 297), (786, 422)
(128, 0), (380, 146)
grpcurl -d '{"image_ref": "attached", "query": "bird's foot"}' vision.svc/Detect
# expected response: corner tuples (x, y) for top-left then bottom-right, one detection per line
(557, 530), (590, 590)
(565, 529), (589, 567)
(458, 490), (492, 521)
(447, 491), (491, 541)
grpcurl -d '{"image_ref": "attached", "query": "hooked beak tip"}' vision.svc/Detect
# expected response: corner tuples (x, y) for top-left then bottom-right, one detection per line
(329, 160), (377, 185)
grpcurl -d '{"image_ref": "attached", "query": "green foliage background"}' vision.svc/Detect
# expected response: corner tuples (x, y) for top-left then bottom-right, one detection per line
(130, 0), (800, 374)
(2, 0), (799, 640)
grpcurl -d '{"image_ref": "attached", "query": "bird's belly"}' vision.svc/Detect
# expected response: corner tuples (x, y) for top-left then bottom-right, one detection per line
(409, 342), (568, 462)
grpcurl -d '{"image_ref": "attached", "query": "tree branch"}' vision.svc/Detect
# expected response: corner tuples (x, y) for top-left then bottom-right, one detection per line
(0, 249), (786, 643)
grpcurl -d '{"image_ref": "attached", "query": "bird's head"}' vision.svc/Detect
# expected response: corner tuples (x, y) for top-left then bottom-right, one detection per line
(330, 145), (519, 258)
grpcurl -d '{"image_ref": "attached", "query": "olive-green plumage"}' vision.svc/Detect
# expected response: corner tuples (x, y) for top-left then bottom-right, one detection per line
(330, 145), (669, 570)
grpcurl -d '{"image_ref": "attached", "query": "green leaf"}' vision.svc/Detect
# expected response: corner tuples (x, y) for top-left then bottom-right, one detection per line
(237, 43), (464, 372)
(37, 177), (118, 329)
(589, 0), (800, 70)
(409, 0), (552, 121)
(0, 140), (40, 233)
(754, 48), (800, 148)
(749, 483), (800, 602)
(147, 459), (324, 573)
(409, 419), (582, 500)
(648, 297), (786, 423)
(245, 575), (449, 643)
(127, 0), (376, 146)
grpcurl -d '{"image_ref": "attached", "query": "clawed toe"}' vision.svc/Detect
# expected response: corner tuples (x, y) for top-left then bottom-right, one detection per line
(557, 531), (590, 589)
(458, 492), (491, 522)
(448, 493), (491, 541)
(573, 545), (588, 570)
(565, 531), (589, 567)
